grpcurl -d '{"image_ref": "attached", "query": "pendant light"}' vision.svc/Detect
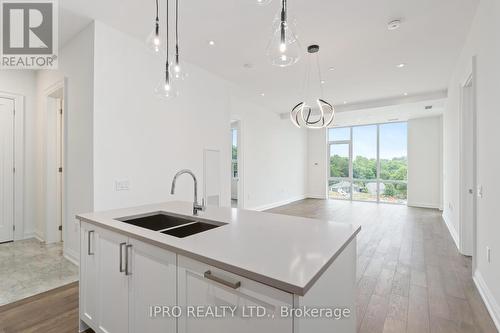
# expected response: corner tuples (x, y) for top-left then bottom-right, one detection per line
(172, 0), (187, 81)
(146, 0), (161, 53)
(290, 45), (334, 129)
(266, 0), (300, 67)
(155, 0), (178, 98)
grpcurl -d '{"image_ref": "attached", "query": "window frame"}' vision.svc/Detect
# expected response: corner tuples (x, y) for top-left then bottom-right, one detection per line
(327, 121), (408, 204)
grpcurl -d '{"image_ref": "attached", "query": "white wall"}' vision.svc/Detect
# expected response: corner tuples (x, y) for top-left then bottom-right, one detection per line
(443, 0), (500, 328)
(35, 23), (95, 261)
(407, 116), (442, 209)
(230, 97), (308, 210)
(0, 70), (37, 239)
(92, 22), (231, 211)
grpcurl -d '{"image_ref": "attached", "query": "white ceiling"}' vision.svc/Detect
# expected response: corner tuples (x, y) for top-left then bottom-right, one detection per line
(60, 0), (478, 113)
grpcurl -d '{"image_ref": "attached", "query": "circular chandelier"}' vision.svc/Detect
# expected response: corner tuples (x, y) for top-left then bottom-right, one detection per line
(290, 45), (335, 129)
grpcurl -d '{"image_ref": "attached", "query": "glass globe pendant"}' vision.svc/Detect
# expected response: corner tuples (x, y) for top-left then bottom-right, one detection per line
(290, 45), (335, 129)
(155, 61), (178, 99)
(266, 0), (300, 67)
(146, 0), (162, 54)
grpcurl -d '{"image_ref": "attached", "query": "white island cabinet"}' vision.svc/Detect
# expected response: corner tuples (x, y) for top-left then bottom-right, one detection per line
(78, 201), (360, 333)
(79, 222), (177, 333)
(177, 255), (293, 333)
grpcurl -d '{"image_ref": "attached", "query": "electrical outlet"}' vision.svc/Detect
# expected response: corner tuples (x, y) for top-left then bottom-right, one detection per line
(487, 247), (491, 263)
(115, 180), (130, 191)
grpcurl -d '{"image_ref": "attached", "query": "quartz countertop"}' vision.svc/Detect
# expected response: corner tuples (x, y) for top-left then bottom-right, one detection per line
(76, 201), (360, 296)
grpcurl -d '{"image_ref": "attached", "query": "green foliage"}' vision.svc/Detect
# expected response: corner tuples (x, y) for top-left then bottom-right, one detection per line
(331, 155), (407, 181)
(380, 157), (407, 181)
(383, 183), (396, 196)
(353, 156), (377, 179)
(330, 155), (349, 177)
(232, 145), (238, 160)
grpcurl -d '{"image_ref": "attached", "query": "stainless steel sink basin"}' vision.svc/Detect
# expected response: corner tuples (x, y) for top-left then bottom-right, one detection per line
(116, 212), (195, 231)
(160, 221), (221, 238)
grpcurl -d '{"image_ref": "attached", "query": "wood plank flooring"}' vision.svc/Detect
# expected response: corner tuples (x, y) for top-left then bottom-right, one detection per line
(267, 199), (498, 333)
(0, 282), (80, 333)
(0, 199), (496, 332)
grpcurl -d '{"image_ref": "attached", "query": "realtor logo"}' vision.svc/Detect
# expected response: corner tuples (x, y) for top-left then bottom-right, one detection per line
(1, 0), (58, 69)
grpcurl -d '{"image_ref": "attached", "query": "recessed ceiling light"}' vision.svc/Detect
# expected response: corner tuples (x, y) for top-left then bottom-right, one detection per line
(208, 40), (215, 46)
(403, 92), (408, 96)
(396, 63), (406, 68)
(388, 19), (401, 31)
(260, 93), (265, 96)
(321, 80), (325, 84)
(343, 101), (347, 104)
(328, 67), (335, 71)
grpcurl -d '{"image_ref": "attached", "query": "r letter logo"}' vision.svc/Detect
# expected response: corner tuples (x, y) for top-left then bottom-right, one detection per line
(1, 0), (58, 69)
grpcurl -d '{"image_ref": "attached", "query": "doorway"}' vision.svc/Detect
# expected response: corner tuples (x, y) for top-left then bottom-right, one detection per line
(230, 121), (242, 208)
(459, 69), (476, 258)
(44, 85), (65, 244)
(0, 98), (14, 243)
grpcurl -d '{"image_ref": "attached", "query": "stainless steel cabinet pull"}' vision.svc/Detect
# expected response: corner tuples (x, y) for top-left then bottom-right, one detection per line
(88, 230), (95, 255)
(204, 270), (241, 289)
(125, 244), (133, 276)
(119, 242), (126, 272)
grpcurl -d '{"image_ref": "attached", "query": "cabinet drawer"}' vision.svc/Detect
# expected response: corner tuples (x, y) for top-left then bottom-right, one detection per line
(178, 255), (293, 333)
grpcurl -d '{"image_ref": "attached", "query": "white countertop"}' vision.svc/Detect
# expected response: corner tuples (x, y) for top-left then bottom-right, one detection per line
(76, 201), (360, 296)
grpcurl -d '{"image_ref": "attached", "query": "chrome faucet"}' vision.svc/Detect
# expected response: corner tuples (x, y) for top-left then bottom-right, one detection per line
(170, 169), (205, 215)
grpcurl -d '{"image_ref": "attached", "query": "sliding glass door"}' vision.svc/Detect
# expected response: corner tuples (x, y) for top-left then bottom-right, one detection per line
(328, 122), (407, 204)
(329, 143), (351, 200)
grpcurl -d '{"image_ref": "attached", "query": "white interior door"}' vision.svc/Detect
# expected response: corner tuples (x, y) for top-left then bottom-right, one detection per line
(0, 98), (14, 243)
(461, 78), (475, 256)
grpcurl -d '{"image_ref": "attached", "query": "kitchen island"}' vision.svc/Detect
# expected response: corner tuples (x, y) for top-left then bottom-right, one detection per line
(76, 201), (360, 333)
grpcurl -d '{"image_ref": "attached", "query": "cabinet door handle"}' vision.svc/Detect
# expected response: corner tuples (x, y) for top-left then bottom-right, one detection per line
(204, 270), (241, 289)
(88, 230), (95, 255)
(119, 242), (126, 272)
(125, 244), (133, 275)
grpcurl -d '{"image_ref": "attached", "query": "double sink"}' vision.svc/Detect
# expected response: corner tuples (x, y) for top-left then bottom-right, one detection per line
(116, 212), (226, 238)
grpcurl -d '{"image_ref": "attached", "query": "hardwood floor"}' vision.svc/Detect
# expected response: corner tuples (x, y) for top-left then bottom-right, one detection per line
(267, 199), (498, 333)
(0, 199), (496, 332)
(0, 282), (80, 333)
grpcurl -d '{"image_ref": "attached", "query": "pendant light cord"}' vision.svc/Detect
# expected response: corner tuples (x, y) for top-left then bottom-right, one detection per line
(165, 0), (170, 82)
(155, 0), (159, 21)
(280, 0), (287, 45)
(316, 52), (325, 98)
(175, 0), (179, 65)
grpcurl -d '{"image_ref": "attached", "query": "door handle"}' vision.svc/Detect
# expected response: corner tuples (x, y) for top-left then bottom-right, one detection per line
(125, 244), (133, 276)
(119, 242), (126, 272)
(204, 270), (241, 289)
(88, 230), (95, 255)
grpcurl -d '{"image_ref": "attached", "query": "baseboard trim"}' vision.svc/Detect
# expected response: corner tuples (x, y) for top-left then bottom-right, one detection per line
(473, 270), (500, 331)
(305, 194), (328, 200)
(64, 246), (79, 267)
(251, 195), (307, 211)
(442, 212), (460, 250)
(23, 232), (44, 242)
(407, 202), (440, 209)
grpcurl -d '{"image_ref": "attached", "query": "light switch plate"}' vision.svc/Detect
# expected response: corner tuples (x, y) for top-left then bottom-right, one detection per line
(115, 180), (130, 191)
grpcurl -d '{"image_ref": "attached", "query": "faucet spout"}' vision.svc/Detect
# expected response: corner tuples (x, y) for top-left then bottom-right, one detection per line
(170, 169), (205, 215)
